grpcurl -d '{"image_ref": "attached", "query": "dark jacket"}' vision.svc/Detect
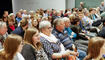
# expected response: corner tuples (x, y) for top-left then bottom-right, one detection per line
(98, 26), (105, 38)
(21, 44), (48, 60)
(21, 44), (36, 60)
(11, 26), (24, 37)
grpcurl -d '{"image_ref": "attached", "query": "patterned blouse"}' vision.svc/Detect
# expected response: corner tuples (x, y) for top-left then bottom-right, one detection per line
(40, 37), (61, 60)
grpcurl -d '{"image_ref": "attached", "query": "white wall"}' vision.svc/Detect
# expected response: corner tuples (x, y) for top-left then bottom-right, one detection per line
(66, 0), (75, 9)
(12, 0), (65, 14)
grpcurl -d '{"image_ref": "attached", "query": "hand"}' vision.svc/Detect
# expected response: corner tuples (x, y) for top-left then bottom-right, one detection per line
(86, 36), (90, 40)
(61, 50), (70, 57)
(72, 44), (76, 50)
(70, 51), (79, 56)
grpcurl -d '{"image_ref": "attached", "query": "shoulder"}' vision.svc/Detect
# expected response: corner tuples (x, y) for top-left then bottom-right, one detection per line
(23, 44), (34, 49)
(13, 52), (25, 60)
(11, 27), (22, 34)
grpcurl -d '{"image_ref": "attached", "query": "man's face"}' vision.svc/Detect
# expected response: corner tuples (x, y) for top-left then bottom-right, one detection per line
(78, 13), (84, 20)
(65, 20), (70, 28)
(0, 24), (7, 35)
(58, 21), (65, 31)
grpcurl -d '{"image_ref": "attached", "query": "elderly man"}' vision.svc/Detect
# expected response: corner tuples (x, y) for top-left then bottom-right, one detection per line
(0, 21), (8, 49)
(52, 18), (86, 60)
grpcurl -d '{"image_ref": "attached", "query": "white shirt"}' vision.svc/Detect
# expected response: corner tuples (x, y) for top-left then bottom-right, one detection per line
(13, 52), (25, 60)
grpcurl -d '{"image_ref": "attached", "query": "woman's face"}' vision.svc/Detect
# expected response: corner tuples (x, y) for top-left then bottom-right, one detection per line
(8, 21), (14, 26)
(32, 20), (38, 27)
(43, 25), (52, 36)
(32, 31), (40, 44)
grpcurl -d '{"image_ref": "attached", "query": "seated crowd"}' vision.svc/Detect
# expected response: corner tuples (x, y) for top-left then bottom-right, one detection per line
(0, 6), (105, 60)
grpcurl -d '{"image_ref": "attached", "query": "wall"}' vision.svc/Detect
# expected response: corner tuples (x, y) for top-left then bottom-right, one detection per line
(66, 0), (75, 9)
(12, 0), (65, 14)
(75, 0), (104, 9)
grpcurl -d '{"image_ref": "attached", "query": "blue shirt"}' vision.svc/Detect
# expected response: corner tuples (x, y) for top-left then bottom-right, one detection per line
(65, 27), (77, 39)
(16, 17), (22, 23)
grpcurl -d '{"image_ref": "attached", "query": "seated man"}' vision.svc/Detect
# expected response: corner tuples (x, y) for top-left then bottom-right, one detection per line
(52, 18), (86, 60)
(0, 22), (8, 49)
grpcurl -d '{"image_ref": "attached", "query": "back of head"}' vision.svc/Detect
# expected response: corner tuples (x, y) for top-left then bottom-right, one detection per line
(4, 34), (22, 54)
(0, 34), (22, 60)
(84, 37), (105, 60)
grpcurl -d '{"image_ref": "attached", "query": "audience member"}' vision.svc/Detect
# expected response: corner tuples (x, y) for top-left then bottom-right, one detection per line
(21, 27), (48, 60)
(0, 34), (24, 60)
(0, 22), (8, 49)
(84, 37), (105, 60)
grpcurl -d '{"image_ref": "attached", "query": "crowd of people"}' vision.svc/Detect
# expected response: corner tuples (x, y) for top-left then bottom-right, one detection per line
(0, 1), (105, 60)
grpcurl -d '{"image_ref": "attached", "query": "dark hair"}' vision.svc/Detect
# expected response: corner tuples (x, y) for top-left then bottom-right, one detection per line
(20, 19), (28, 27)
(71, 17), (80, 25)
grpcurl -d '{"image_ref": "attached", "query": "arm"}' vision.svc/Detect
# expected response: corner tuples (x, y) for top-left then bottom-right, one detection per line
(70, 32), (77, 38)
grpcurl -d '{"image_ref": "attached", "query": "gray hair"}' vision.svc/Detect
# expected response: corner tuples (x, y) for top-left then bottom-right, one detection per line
(53, 18), (64, 27)
(8, 13), (14, 18)
(39, 20), (51, 30)
(0, 21), (6, 29)
(63, 17), (70, 22)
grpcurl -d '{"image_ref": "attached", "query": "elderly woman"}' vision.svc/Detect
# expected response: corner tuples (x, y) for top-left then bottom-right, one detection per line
(39, 20), (78, 60)
(21, 27), (48, 60)
(84, 37), (105, 60)
(0, 34), (24, 60)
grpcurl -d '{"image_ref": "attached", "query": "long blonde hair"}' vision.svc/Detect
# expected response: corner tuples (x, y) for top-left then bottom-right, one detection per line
(0, 34), (22, 60)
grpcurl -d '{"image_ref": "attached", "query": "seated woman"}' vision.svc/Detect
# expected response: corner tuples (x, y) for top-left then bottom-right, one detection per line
(0, 34), (24, 60)
(7, 17), (16, 34)
(84, 37), (105, 60)
(39, 20), (78, 60)
(21, 27), (48, 60)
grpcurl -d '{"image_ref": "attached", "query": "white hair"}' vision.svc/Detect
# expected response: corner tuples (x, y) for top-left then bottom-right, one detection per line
(62, 17), (70, 22)
(8, 13), (14, 18)
(0, 21), (6, 29)
(53, 18), (64, 27)
(39, 20), (51, 30)
(29, 11), (35, 14)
